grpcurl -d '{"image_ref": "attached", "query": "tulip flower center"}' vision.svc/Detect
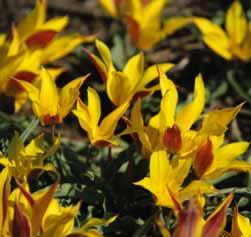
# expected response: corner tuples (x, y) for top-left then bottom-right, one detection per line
(163, 124), (182, 154)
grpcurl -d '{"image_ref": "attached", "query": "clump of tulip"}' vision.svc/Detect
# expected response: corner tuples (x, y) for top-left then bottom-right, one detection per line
(0, 0), (250, 236)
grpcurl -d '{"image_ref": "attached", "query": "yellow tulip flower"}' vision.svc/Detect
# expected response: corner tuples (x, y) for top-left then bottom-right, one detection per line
(174, 193), (233, 237)
(87, 39), (174, 105)
(193, 0), (251, 61)
(17, 68), (88, 125)
(0, 132), (60, 183)
(16, 0), (94, 63)
(123, 68), (205, 157)
(11, 181), (58, 236)
(134, 151), (216, 209)
(41, 199), (80, 237)
(73, 87), (129, 146)
(194, 135), (250, 179)
(124, 68), (245, 160)
(100, 0), (192, 50)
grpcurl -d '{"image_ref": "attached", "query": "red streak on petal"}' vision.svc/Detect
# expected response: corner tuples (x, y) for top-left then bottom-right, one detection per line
(125, 16), (140, 44)
(194, 139), (214, 178)
(141, 0), (150, 6)
(13, 204), (31, 237)
(132, 91), (150, 102)
(174, 198), (202, 237)
(9, 71), (37, 93)
(83, 48), (107, 83)
(114, 0), (125, 6)
(25, 30), (57, 48)
(2, 181), (9, 228)
(163, 124), (182, 154)
(202, 193), (233, 237)
(16, 182), (35, 207)
(43, 114), (61, 126)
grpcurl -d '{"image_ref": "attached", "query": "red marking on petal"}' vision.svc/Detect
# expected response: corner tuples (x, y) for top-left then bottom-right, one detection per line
(16, 182), (35, 207)
(8, 71), (37, 93)
(25, 30), (57, 48)
(163, 124), (182, 154)
(202, 193), (233, 237)
(2, 181), (9, 228)
(125, 16), (140, 44)
(132, 91), (150, 102)
(43, 114), (61, 126)
(83, 48), (107, 83)
(114, 0), (125, 7)
(174, 198), (202, 237)
(13, 204), (32, 237)
(141, 0), (150, 6)
(94, 140), (113, 147)
(194, 139), (213, 178)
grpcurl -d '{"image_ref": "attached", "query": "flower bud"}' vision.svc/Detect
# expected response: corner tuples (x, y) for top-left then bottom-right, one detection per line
(194, 139), (214, 178)
(163, 124), (182, 154)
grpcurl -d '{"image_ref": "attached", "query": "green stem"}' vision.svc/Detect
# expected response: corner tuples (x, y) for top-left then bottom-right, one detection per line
(20, 117), (39, 142)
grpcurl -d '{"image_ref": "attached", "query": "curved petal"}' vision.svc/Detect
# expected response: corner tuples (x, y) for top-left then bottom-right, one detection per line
(176, 74), (205, 131)
(226, 1), (247, 45)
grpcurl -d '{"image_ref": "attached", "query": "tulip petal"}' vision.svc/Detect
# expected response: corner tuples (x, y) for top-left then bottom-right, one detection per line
(41, 34), (95, 63)
(176, 74), (205, 131)
(59, 75), (89, 120)
(200, 103), (244, 136)
(17, 0), (46, 40)
(202, 193), (233, 237)
(39, 68), (59, 116)
(193, 17), (231, 60)
(226, 0), (247, 45)
(12, 203), (32, 237)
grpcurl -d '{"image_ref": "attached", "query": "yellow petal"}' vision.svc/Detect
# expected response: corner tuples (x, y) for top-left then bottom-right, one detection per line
(14, 79), (41, 117)
(100, 0), (117, 18)
(17, 0), (46, 40)
(29, 182), (58, 235)
(42, 201), (80, 237)
(39, 68), (59, 116)
(72, 98), (92, 137)
(131, 99), (152, 150)
(134, 151), (179, 208)
(24, 134), (44, 157)
(235, 210), (251, 236)
(0, 53), (25, 92)
(200, 103), (244, 136)
(193, 17), (231, 60)
(41, 16), (69, 31)
(180, 180), (216, 202)
(87, 87), (101, 129)
(203, 142), (250, 179)
(106, 71), (132, 105)
(226, 0), (247, 45)
(123, 53), (144, 87)
(139, 63), (174, 92)
(176, 74), (205, 131)
(41, 33), (95, 63)
(215, 141), (249, 163)
(98, 101), (129, 140)
(162, 17), (192, 38)
(59, 75), (89, 120)
(95, 39), (113, 70)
